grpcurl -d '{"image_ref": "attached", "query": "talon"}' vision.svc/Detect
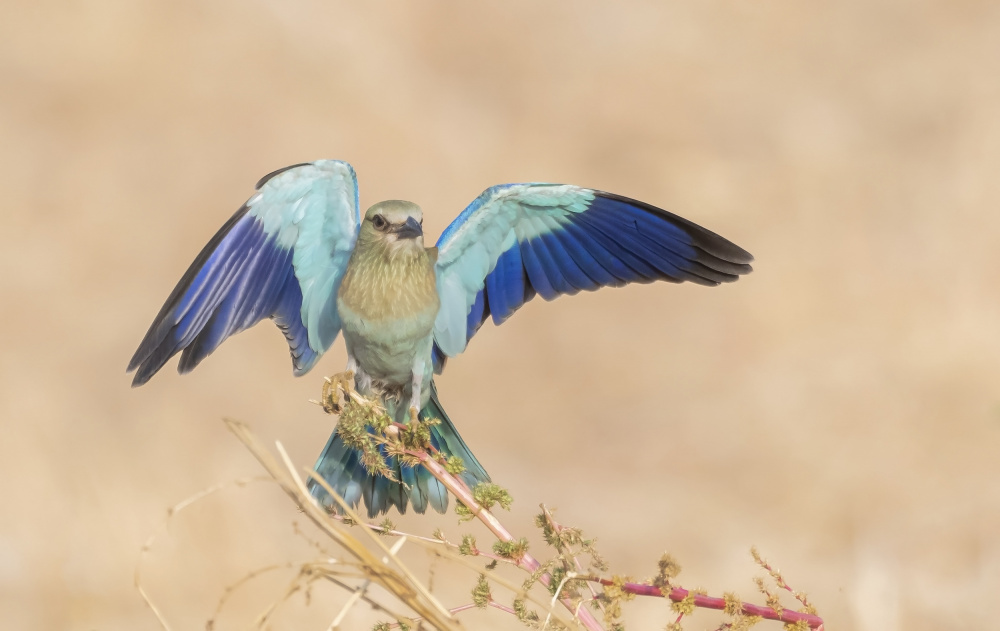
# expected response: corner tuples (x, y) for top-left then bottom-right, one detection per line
(409, 406), (420, 424)
(319, 370), (356, 415)
(319, 378), (339, 414)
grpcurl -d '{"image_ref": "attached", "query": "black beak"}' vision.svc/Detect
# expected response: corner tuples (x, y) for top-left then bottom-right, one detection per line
(393, 216), (423, 239)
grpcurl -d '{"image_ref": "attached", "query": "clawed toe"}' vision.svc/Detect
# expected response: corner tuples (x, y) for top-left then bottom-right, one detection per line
(317, 370), (355, 414)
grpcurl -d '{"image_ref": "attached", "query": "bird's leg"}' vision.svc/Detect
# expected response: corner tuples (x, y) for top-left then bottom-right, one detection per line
(346, 354), (372, 393)
(408, 360), (425, 424)
(345, 353), (359, 380)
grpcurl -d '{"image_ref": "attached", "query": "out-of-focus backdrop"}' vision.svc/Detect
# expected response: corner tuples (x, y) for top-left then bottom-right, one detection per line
(2, 1), (999, 630)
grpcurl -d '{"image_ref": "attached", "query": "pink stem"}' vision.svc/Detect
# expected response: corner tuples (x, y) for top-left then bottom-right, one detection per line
(488, 600), (517, 615)
(593, 579), (824, 628)
(410, 449), (606, 631)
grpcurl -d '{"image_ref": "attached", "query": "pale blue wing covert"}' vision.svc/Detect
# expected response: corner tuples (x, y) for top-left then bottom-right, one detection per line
(431, 183), (754, 369)
(128, 160), (360, 385)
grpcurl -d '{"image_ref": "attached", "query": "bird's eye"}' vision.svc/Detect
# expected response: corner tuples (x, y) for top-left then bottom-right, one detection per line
(372, 215), (387, 231)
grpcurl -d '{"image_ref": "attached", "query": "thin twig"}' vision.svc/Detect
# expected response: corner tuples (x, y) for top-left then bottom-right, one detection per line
(224, 390), (827, 631)
(542, 571), (575, 630)
(752, 546), (817, 614)
(328, 513), (516, 567)
(224, 419), (459, 630)
(251, 569), (307, 629)
(391, 444), (606, 631)
(586, 577), (824, 628)
(135, 476), (270, 631)
(325, 382), (828, 630)
(540, 505), (606, 615)
(208, 562), (294, 626)
(386, 603), (478, 629)
(320, 574), (408, 620)
(488, 599), (517, 616)
(406, 537), (574, 623)
(330, 537), (408, 629)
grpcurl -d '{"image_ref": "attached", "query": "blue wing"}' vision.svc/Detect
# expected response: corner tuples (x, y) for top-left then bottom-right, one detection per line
(128, 160), (360, 386)
(432, 184), (753, 366)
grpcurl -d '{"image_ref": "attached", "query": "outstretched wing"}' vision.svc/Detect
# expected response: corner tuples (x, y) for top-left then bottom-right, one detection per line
(127, 160), (360, 386)
(432, 184), (753, 365)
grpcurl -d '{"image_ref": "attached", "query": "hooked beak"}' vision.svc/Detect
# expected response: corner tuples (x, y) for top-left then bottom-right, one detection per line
(392, 216), (423, 239)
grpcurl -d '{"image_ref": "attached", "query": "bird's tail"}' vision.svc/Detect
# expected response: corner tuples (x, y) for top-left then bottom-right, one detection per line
(308, 380), (490, 517)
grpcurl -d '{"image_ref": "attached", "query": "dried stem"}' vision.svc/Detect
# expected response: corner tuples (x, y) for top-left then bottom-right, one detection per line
(328, 513), (515, 567)
(752, 546), (817, 614)
(539, 505), (606, 614)
(387, 600), (516, 629)
(224, 419), (460, 630)
(586, 578), (824, 628)
(539, 510), (825, 629)
(204, 380), (826, 631)
(391, 440), (606, 631)
(135, 476), (271, 631)
(391, 436), (828, 628)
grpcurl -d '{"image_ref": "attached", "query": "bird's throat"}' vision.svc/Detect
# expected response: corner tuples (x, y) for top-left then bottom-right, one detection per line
(338, 244), (439, 321)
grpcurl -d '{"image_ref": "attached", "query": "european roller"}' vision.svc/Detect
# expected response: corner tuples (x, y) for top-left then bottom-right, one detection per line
(128, 160), (753, 517)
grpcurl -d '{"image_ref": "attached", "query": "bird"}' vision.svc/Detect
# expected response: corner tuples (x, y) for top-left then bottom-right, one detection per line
(127, 160), (753, 517)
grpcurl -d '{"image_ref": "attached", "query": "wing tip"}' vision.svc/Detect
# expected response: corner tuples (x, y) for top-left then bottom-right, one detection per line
(592, 190), (755, 266)
(127, 337), (166, 386)
(128, 363), (154, 388)
(292, 353), (319, 377)
(125, 355), (141, 375)
(702, 237), (754, 266)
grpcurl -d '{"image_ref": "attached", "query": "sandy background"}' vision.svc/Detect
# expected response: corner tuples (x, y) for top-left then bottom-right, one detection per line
(2, 1), (999, 629)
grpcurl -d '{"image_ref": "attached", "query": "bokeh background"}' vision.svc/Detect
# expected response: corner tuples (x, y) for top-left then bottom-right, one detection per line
(2, 1), (999, 629)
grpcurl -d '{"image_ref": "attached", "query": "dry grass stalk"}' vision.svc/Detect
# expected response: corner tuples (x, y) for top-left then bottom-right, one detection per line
(224, 418), (461, 630)
(136, 380), (824, 630)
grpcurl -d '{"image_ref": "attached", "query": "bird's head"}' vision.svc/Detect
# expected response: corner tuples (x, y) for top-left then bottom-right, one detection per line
(359, 200), (425, 254)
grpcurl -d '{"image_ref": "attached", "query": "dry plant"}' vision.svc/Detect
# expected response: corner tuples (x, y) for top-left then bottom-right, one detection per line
(136, 376), (825, 631)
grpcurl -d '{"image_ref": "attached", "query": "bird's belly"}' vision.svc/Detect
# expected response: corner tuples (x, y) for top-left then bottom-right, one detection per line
(347, 336), (427, 385)
(338, 299), (436, 386)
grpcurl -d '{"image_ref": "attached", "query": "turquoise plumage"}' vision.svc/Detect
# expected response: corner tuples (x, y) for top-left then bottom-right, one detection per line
(128, 160), (753, 517)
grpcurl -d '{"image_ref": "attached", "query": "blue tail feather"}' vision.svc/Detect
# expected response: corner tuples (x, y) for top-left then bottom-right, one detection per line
(308, 381), (490, 517)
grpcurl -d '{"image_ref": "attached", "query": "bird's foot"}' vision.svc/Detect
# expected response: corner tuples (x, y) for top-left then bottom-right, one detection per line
(406, 387), (423, 424)
(315, 370), (355, 415)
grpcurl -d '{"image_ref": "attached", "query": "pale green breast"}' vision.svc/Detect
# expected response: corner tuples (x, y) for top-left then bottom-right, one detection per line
(337, 245), (439, 384)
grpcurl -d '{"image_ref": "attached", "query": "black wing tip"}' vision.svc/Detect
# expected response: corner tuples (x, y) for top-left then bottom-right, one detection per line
(255, 162), (313, 190)
(693, 248), (754, 278)
(176, 349), (200, 376)
(125, 203), (257, 388)
(592, 190), (755, 266)
(126, 341), (156, 386)
(127, 343), (178, 387)
(699, 237), (754, 266)
(126, 319), (176, 386)
(128, 363), (153, 387)
(126, 356), (141, 375)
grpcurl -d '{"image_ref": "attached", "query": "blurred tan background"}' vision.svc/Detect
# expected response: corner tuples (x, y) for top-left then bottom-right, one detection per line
(2, 1), (999, 629)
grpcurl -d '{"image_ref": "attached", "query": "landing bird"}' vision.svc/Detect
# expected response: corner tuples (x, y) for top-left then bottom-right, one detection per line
(128, 160), (753, 517)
